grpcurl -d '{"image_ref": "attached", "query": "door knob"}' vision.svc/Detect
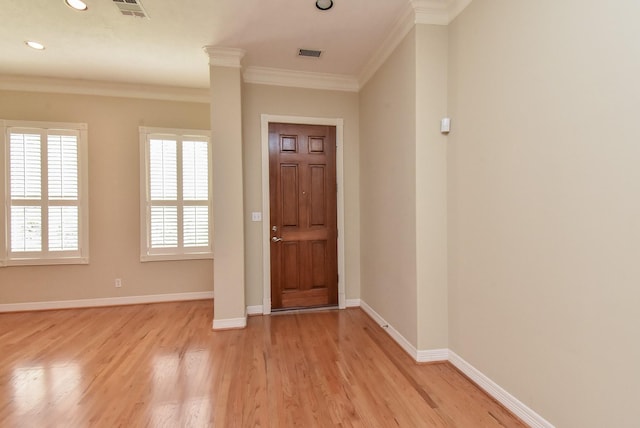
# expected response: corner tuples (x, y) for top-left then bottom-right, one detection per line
(271, 236), (283, 242)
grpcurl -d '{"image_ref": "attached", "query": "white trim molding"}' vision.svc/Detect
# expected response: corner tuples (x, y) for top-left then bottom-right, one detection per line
(412, 0), (451, 25)
(243, 67), (359, 92)
(360, 300), (447, 363)
(0, 291), (214, 313)
(358, 301), (553, 426)
(203, 46), (246, 68)
(412, 0), (472, 25)
(345, 299), (361, 308)
(246, 305), (264, 316)
(358, 3), (415, 89)
(260, 114), (347, 315)
(212, 316), (247, 330)
(358, 0), (472, 88)
(0, 74), (210, 103)
(416, 348), (449, 363)
(449, 351), (555, 428)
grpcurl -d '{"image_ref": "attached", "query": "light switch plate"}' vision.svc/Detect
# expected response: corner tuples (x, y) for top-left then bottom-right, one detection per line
(251, 212), (262, 222)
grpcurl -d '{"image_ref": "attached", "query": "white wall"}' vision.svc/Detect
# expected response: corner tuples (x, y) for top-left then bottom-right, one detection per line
(448, 1), (640, 426)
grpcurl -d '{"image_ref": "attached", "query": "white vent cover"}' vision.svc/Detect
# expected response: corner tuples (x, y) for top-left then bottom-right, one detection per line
(112, 0), (149, 18)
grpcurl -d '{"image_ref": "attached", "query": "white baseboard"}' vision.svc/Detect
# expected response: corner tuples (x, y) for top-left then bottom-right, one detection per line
(360, 300), (447, 363)
(0, 291), (214, 313)
(246, 305), (264, 315)
(212, 316), (247, 330)
(358, 301), (553, 427)
(449, 351), (555, 428)
(416, 348), (449, 363)
(345, 298), (361, 307)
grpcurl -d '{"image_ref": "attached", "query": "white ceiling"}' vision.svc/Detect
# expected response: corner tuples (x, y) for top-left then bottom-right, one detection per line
(0, 0), (414, 89)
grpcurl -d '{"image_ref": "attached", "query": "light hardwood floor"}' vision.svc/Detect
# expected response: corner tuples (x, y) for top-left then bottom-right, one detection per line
(0, 301), (527, 427)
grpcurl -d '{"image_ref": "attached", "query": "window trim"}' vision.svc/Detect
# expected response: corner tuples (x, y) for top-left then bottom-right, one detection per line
(139, 126), (213, 262)
(1, 119), (89, 266)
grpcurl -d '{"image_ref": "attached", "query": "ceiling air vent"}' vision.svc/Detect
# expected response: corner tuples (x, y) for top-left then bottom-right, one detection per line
(112, 0), (149, 18)
(298, 49), (322, 58)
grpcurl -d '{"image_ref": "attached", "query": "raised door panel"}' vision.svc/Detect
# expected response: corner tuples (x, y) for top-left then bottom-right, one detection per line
(281, 242), (300, 291)
(309, 165), (326, 227)
(280, 165), (299, 228)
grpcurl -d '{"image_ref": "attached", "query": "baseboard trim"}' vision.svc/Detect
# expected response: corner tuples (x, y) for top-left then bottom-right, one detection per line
(360, 300), (448, 363)
(246, 305), (264, 316)
(448, 351), (555, 428)
(0, 291), (214, 313)
(358, 300), (552, 426)
(212, 316), (247, 330)
(345, 298), (361, 307)
(416, 348), (450, 363)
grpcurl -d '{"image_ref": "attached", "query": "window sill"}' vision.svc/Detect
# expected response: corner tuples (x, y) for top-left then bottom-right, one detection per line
(4, 256), (89, 267)
(140, 253), (213, 263)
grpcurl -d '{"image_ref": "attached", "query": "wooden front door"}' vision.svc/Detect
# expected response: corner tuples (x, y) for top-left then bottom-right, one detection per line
(269, 123), (338, 310)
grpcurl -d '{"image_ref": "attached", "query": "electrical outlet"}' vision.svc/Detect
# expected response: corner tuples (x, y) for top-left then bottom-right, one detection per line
(115, 278), (122, 288)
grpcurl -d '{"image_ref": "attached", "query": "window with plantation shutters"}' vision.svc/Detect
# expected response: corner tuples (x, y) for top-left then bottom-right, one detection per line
(139, 127), (212, 261)
(0, 120), (89, 266)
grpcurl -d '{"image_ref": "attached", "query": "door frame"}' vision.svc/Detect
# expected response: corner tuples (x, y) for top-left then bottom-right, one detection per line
(260, 114), (345, 314)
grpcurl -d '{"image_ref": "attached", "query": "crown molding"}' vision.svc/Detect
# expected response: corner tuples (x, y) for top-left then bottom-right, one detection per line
(203, 46), (246, 68)
(243, 66), (359, 92)
(0, 74), (209, 103)
(412, 0), (472, 25)
(358, 2), (415, 88)
(358, 0), (472, 89)
(412, 0), (450, 25)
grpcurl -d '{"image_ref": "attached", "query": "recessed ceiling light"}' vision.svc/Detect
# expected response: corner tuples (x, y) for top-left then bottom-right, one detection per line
(25, 41), (45, 50)
(65, 0), (88, 11)
(316, 0), (333, 11)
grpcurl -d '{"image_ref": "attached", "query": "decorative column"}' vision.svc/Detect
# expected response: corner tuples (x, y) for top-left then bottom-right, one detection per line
(205, 46), (247, 329)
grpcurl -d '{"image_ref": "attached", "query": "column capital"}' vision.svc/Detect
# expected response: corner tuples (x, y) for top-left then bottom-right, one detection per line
(203, 46), (246, 68)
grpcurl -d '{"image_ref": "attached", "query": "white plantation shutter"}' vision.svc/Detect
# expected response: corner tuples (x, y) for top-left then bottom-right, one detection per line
(9, 132), (43, 253)
(2, 121), (88, 265)
(10, 133), (41, 200)
(141, 128), (212, 261)
(10, 206), (42, 252)
(150, 206), (178, 248)
(149, 139), (177, 201)
(48, 206), (79, 251)
(183, 206), (209, 247)
(182, 140), (209, 201)
(182, 140), (209, 248)
(48, 134), (78, 200)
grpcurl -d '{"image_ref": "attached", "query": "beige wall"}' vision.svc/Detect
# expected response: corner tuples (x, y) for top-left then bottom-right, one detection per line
(359, 29), (418, 344)
(0, 90), (213, 304)
(210, 65), (246, 322)
(415, 24), (449, 350)
(448, 1), (640, 426)
(241, 83), (360, 307)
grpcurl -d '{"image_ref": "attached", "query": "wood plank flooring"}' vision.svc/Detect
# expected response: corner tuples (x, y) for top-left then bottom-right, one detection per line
(0, 301), (527, 427)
